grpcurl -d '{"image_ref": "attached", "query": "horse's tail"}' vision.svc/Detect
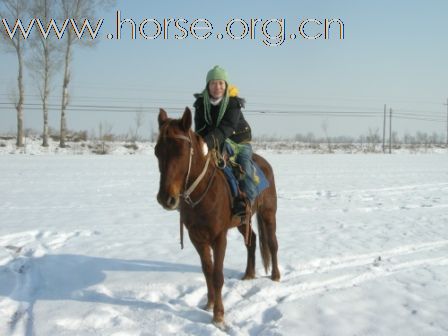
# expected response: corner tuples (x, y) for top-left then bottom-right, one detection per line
(256, 211), (271, 274)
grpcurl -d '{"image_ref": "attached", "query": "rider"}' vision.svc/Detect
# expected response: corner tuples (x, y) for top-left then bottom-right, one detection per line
(193, 65), (257, 218)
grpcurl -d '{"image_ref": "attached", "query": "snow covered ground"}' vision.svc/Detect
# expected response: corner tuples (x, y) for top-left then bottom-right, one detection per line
(1, 137), (447, 155)
(0, 153), (447, 335)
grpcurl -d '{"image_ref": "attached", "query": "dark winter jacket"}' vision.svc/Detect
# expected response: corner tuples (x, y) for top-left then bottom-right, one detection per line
(193, 95), (252, 149)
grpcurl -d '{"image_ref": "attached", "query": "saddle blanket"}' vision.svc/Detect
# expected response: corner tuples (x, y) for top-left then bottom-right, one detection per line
(222, 160), (269, 198)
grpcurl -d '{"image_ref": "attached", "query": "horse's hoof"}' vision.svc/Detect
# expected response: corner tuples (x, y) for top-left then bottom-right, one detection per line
(271, 273), (281, 282)
(202, 302), (214, 311)
(212, 317), (226, 330)
(241, 273), (256, 280)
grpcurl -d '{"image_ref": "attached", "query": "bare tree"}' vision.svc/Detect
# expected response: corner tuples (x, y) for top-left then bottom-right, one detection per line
(366, 127), (380, 152)
(130, 109), (145, 142)
(27, 0), (61, 147)
(306, 132), (315, 144)
(321, 120), (333, 153)
(403, 132), (413, 145)
(58, 0), (114, 148)
(0, 0), (29, 147)
(391, 131), (399, 149)
(97, 121), (113, 154)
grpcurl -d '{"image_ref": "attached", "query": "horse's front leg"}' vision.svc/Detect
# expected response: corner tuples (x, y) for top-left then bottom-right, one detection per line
(191, 238), (214, 311)
(211, 231), (227, 326)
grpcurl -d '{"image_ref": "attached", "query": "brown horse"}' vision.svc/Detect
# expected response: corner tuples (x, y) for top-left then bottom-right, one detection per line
(155, 107), (280, 327)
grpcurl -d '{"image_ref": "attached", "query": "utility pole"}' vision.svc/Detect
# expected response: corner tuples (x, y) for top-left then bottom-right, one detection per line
(389, 108), (392, 154)
(383, 104), (387, 153)
(445, 98), (448, 147)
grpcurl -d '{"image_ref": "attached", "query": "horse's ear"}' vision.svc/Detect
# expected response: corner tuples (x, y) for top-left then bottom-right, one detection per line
(181, 107), (192, 131)
(158, 108), (168, 128)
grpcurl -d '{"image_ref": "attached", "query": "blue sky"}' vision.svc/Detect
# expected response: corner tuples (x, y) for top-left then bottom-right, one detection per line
(1, 0), (447, 139)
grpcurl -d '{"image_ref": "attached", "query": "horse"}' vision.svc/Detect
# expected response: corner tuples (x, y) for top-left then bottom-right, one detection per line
(155, 107), (280, 327)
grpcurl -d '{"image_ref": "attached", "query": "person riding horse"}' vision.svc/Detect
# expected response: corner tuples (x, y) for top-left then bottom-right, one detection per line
(193, 65), (257, 219)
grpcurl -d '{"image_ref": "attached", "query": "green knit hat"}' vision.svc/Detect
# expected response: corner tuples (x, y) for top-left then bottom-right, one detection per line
(202, 65), (230, 128)
(206, 65), (229, 84)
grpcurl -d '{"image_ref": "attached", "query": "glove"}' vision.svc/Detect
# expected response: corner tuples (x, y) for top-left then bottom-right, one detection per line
(204, 134), (215, 150)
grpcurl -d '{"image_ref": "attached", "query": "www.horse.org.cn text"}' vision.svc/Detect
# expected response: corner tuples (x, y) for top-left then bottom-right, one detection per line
(1, 10), (345, 47)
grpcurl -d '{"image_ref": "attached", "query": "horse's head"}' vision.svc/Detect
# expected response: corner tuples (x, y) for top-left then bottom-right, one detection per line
(155, 107), (198, 210)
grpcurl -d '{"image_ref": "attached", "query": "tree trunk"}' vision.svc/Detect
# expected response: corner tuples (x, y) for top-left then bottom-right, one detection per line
(59, 33), (71, 148)
(42, 43), (50, 147)
(43, 100), (49, 147)
(16, 40), (24, 148)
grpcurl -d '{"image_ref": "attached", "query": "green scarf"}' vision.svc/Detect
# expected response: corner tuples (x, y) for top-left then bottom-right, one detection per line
(202, 87), (229, 127)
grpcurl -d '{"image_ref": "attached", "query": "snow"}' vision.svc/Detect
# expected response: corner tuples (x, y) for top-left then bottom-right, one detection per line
(0, 152), (447, 335)
(1, 137), (447, 155)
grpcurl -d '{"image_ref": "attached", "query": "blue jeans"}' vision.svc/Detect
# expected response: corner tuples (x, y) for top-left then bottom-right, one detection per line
(235, 143), (257, 203)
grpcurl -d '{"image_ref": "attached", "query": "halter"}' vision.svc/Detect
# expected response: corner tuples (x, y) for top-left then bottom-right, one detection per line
(163, 131), (216, 208)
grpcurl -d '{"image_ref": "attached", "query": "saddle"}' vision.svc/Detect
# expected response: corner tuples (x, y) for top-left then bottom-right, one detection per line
(219, 141), (269, 200)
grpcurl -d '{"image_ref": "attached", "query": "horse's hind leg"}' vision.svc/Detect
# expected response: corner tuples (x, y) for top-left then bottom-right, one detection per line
(258, 206), (280, 281)
(191, 239), (214, 311)
(265, 211), (280, 281)
(237, 224), (256, 280)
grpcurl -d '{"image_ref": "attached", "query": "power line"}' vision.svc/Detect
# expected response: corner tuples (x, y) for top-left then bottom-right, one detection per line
(0, 94), (392, 111)
(444, 98), (448, 146)
(389, 108), (392, 154)
(0, 102), (386, 115)
(0, 95), (444, 117)
(0, 107), (444, 123)
(391, 115), (445, 122)
(0, 100), (445, 124)
(383, 104), (386, 153)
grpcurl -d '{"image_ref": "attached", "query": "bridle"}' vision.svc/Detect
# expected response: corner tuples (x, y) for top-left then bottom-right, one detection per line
(162, 130), (217, 250)
(162, 130), (217, 208)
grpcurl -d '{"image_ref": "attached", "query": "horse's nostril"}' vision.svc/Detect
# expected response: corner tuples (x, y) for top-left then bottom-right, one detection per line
(157, 193), (178, 210)
(167, 196), (176, 207)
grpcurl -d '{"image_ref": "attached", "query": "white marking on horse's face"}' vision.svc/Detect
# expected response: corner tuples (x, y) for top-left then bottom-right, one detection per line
(202, 142), (208, 157)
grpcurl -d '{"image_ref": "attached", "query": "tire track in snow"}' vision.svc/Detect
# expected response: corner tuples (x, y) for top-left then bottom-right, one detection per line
(285, 240), (448, 278)
(280, 182), (448, 200)
(223, 240), (448, 333)
(279, 182), (448, 214)
(277, 256), (448, 304)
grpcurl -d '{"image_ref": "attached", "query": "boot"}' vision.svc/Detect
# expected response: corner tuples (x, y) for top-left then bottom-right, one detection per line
(230, 195), (252, 228)
(232, 196), (247, 217)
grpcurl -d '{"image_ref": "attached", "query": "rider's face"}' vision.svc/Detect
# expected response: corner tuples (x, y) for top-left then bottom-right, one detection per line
(208, 80), (226, 99)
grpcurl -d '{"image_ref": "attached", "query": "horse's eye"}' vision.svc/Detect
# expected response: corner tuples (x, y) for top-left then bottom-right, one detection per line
(154, 144), (160, 157)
